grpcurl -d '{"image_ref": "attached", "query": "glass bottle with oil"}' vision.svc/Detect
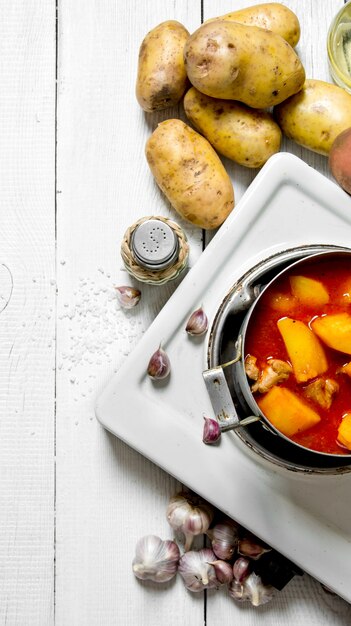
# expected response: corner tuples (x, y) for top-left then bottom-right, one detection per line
(328, 1), (351, 93)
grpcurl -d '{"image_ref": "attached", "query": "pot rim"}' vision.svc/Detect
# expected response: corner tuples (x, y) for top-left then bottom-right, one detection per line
(238, 249), (351, 459)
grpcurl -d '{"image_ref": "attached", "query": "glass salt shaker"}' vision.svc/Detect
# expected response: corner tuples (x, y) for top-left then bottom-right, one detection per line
(120, 216), (189, 285)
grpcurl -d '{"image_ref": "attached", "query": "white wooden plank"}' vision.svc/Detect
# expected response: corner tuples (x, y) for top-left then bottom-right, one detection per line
(202, 0), (351, 622)
(0, 1), (56, 625)
(56, 2), (206, 625)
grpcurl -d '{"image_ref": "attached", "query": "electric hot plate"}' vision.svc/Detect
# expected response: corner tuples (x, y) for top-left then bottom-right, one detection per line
(96, 154), (351, 602)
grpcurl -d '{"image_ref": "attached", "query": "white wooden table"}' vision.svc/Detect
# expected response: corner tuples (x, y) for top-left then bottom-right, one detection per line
(1, 1), (351, 624)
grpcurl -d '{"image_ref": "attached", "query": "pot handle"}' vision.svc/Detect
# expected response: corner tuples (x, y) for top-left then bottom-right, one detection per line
(203, 342), (261, 432)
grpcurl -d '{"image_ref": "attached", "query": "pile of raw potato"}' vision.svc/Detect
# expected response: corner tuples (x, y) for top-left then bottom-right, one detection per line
(137, 2), (351, 230)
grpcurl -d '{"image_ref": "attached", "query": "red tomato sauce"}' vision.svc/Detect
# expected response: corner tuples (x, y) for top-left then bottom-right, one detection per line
(244, 257), (351, 454)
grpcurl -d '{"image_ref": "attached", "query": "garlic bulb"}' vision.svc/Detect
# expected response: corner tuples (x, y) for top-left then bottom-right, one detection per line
(166, 491), (214, 551)
(178, 549), (218, 592)
(132, 535), (180, 583)
(147, 346), (171, 380)
(185, 307), (208, 336)
(206, 518), (239, 560)
(238, 533), (272, 560)
(202, 417), (221, 444)
(229, 572), (275, 606)
(115, 285), (141, 308)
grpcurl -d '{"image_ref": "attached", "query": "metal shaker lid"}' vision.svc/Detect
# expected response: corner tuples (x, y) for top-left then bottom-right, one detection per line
(131, 219), (179, 271)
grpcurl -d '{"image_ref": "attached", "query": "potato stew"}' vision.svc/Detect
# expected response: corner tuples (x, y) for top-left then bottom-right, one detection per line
(244, 255), (351, 455)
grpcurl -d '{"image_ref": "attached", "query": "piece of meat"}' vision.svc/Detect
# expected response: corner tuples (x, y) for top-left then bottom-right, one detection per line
(304, 377), (339, 410)
(244, 354), (259, 381)
(251, 359), (292, 393)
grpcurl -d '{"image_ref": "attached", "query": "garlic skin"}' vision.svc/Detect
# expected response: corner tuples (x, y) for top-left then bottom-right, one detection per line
(233, 556), (251, 583)
(132, 535), (180, 583)
(185, 307), (208, 336)
(202, 417), (221, 444)
(147, 346), (171, 380)
(166, 491), (214, 551)
(229, 572), (274, 606)
(228, 578), (250, 602)
(206, 518), (239, 560)
(178, 549), (218, 592)
(245, 572), (274, 606)
(115, 285), (141, 309)
(238, 533), (272, 560)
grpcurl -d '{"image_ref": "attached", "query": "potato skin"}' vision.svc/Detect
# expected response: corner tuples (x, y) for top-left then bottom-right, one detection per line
(274, 79), (351, 155)
(184, 87), (281, 168)
(136, 21), (190, 112)
(329, 128), (351, 194)
(145, 119), (234, 229)
(183, 21), (305, 108)
(206, 3), (300, 48)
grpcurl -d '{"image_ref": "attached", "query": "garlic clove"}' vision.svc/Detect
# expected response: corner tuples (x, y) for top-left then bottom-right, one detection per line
(147, 346), (171, 380)
(178, 549), (218, 592)
(185, 307), (208, 336)
(206, 518), (239, 561)
(210, 559), (234, 584)
(238, 533), (272, 560)
(115, 285), (141, 309)
(132, 535), (180, 583)
(233, 556), (251, 583)
(202, 417), (221, 444)
(166, 491), (214, 552)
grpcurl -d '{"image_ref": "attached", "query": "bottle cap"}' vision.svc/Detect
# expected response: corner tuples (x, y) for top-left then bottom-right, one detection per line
(131, 219), (179, 270)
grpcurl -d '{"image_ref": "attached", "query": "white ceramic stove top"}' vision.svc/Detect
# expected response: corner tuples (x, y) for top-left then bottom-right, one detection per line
(96, 153), (351, 603)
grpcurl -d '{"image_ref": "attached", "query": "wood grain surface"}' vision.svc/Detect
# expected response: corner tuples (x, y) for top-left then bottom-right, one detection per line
(1, 0), (351, 624)
(0, 1), (56, 624)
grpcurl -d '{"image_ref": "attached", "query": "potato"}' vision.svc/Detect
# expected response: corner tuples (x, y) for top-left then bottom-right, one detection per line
(289, 276), (329, 307)
(274, 79), (351, 155)
(277, 317), (328, 383)
(183, 20), (305, 109)
(145, 119), (234, 229)
(206, 3), (300, 48)
(329, 127), (351, 194)
(183, 87), (281, 168)
(268, 291), (297, 313)
(337, 413), (351, 450)
(311, 313), (351, 355)
(136, 21), (189, 112)
(339, 363), (351, 378)
(258, 387), (321, 437)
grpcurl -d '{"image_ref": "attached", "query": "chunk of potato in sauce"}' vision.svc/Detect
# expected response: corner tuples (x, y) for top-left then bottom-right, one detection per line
(337, 413), (351, 450)
(289, 275), (329, 306)
(312, 313), (351, 355)
(245, 257), (351, 454)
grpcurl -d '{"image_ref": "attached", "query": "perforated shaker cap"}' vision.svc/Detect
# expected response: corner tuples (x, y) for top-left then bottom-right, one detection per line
(131, 219), (179, 271)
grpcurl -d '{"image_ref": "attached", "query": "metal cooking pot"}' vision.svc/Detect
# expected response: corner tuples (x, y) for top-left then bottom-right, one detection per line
(203, 249), (351, 460)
